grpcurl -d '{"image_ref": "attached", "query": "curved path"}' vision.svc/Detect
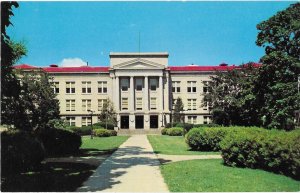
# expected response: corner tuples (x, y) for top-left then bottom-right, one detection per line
(77, 135), (169, 192)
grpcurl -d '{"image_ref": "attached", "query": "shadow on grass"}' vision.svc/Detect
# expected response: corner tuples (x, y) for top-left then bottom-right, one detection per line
(1, 148), (118, 192)
(1, 161), (96, 192)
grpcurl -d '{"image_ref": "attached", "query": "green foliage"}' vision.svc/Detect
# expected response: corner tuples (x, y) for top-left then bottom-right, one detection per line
(203, 64), (260, 126)
(93, 128), (117, 137)
(35, 127), (82, 156)
(254, 3), (300, 130)
(1, 2), (31, 130)
(185, 127), (264, 151)
(93, 122), (115, 130)
(172, 97), (184, 123)
(161, 128), (169, 135)
(20, 72), (60, 130)
(221, 129), (300, 180)
(1, 130), (45, 176)
(98, 99), (117, 128)
(166, 127), (184, 136)
(67, 126), (92, 136)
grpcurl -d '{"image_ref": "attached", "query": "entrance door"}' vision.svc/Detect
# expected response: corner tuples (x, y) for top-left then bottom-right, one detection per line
(135, 115), (144, 129)
(121, 116), (129, 129)
(150, 115), (158, 129)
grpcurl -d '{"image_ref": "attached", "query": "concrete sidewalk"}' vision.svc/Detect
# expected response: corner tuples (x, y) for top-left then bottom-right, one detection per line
(77, 135), (169, 192)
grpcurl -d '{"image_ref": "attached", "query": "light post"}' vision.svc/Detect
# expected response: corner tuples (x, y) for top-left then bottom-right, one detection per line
(87, 110), (95, 139)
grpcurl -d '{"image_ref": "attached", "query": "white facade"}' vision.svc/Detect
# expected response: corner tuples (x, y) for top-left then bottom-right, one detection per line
(19, 52), (220, 129)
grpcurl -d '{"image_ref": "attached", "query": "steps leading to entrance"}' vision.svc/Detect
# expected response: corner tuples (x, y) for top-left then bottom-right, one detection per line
(117, 129), (162, 135)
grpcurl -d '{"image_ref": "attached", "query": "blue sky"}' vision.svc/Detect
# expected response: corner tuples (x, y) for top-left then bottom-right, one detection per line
(8, 1), (293, 67)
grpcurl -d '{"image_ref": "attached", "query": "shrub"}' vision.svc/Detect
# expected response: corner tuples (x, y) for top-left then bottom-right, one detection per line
(67, 126), (91, 135)
(220, 129), (300, 180)
(93, 128), (116, 137)
(193, 123), (220, 128)
(93, 122), (115, 130)
(1, 130), (45, 176)
(186, 126), (264, 151)
(161, 128), (169, 135)
(36, 127), (82, 156)
(166, 127), (184, 136)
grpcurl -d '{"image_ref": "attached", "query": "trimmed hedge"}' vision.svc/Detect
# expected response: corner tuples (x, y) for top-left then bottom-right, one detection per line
(93, 122), (115, 130)
(167, 127), (184, 136)
(1, 130), (45, 176)
(93, 128), (117, 137)
(36, 127), (82, 156)
(185, 127), (264, 151)
(161, 128), (169, 135)
(220, 129), (300, 180)
(165, 122), (220, 134)
(67, 126), (91, 135)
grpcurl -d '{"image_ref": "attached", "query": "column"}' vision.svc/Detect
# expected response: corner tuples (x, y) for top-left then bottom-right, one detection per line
(144, 76), (149, 111)
(159, 76), (163, 111)
(130, 76), (134, 112)
(144, 76), (150, 129)
(129, 76), (135, 130)
(115, 76), (119, 112)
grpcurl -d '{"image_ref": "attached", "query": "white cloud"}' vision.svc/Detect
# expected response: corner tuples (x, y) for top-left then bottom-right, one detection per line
(59, 58), (88, 67)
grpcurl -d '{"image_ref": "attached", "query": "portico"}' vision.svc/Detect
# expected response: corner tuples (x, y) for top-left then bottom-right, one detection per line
(109, 52), (170, 130)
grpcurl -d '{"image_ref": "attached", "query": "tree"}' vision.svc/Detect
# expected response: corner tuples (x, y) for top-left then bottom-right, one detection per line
(1, 2), (30, 130)
(99, 98), (117, 129)
(203, 64), (260, 126)
(255, 3), (300, 130)
(173, 97), (184, 123)
(19, 71), (60, 130)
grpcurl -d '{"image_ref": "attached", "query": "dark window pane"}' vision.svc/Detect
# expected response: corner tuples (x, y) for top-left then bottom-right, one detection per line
(103, 88), (107, 93)
(98, 88), (102, 93)
(187, 87), (191, 92)
(82, 88), (86, 93)
(71, 88), (75, 93)
(66, 88), (70, 93)
(203, 87), (208, 92)
(172, 87), (175, 92)
(55, 88), (59, 93)
(151, 86), (156, 91)
(193, 87), (196, 92)
(177, 88), (180, 93)
(87, 88), (91, 93)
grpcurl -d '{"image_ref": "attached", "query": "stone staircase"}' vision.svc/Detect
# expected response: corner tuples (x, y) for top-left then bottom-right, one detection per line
(117, 129), (162, 135)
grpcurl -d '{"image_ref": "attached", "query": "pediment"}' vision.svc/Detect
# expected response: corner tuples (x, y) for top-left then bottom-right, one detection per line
(112, 58), (165, 70)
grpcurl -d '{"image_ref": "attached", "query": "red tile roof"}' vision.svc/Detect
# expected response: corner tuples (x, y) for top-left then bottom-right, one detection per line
(169, 65), (238, 72)
(43, 66), (109, 73)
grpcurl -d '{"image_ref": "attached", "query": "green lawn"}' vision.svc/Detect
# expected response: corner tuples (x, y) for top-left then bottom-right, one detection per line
(81, 135), (129, 154)
(1, 136), (129, 192)
(161, 159), (300, 192)
(147, 135), (219, 155)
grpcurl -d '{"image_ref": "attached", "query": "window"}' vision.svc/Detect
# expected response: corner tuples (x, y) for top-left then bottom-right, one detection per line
(135, 78), (143, 91)
(203, 116), (211, 124)
(82, 99), (91, 111)
(150, 97), (157, 110)
(53, 82), (59, 94)
(98, 81), (107, 93)
(187, 99), (197, 110)
(203, 81), (211, 93)
(172, 98), (176, 110)
(136, 98), (143, 110)
(122, 98), (128, 110)
(82, 116), (91, 126)
(150, 78), (158, 91)
(121, 78), (129, 91)
(82, 81), (91, 94)
(203, 101), (212, 111)
(172, 81), (181, 93)
(66, 100), (75, 111)
(188, 116), (197, 124)
(66, 82), (75, 94)
(187, 81), (197, 93)
(66, 116), (76, 126)
(98, 99), (107, 111)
